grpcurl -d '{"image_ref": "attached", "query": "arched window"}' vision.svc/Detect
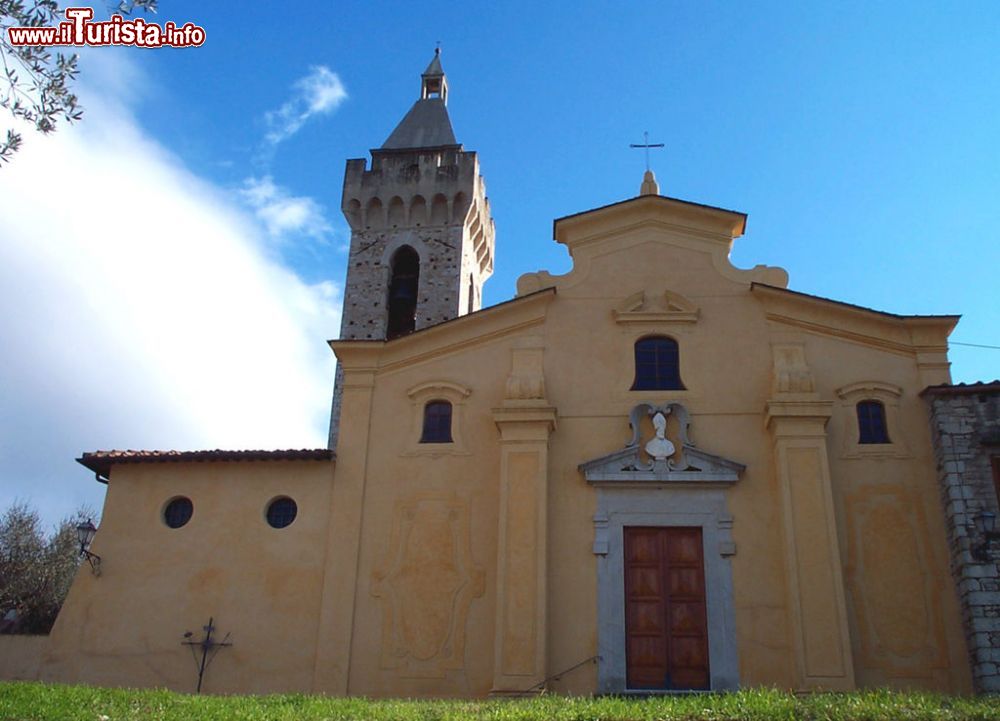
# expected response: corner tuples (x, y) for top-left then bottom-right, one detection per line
(387, 246), (419, 339)
(631, 336), (685, 391)
(420, 400), (453, 443)
(857, 400), (890, 444)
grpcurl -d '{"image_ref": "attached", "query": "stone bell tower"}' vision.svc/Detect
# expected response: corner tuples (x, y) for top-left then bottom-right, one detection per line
(328, 49), (496, 448)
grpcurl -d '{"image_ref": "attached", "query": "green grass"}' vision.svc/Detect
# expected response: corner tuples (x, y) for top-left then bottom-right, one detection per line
(1, 682), (998, 721)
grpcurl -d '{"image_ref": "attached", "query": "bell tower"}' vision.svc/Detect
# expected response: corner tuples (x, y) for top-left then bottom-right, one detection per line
(328, 50), (496, 448)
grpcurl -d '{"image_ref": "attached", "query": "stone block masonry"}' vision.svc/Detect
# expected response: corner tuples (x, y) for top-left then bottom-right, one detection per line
(924, 382), (1000, 693)
(328, 146), (495, 449)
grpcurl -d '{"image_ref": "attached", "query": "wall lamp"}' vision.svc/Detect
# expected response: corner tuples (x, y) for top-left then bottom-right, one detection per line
(76, 519), (101, 576)
(972, 512), (1000, 563)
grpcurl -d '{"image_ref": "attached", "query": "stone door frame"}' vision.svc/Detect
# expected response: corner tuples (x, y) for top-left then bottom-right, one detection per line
(593, 487), (739, 693)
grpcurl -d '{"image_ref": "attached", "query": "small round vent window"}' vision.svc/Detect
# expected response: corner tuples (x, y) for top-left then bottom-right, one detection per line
(266, 497), (297, 529)
(163, 497), (193, 529)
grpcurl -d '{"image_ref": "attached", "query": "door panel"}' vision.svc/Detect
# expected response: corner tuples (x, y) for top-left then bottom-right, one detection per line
(624, 526), (709, 690)
(627, 567), (661, 596)
(667, 567), (702, 596)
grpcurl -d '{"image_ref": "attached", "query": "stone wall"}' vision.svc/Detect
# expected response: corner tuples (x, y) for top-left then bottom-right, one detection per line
(327, 223), (465, 450)
(338, 225), (466, 341)
(924, 382), (1000, 693)
(328, 147), (495, 449)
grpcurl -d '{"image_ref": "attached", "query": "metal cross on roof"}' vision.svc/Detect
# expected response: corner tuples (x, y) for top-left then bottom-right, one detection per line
(629, 131), (665, 171)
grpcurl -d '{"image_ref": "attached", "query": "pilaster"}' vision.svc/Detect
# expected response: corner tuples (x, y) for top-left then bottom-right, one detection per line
(765, 344), (855, 690)
(490, 342), (555, 695)
(312, 349), (379, 694)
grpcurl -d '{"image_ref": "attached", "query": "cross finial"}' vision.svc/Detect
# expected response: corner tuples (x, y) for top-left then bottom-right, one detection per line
(629, 131), (664, 172)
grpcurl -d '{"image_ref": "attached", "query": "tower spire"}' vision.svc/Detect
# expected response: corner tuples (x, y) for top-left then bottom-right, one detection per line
(381, 49), (457, 150)
(329, 51), (495, 449)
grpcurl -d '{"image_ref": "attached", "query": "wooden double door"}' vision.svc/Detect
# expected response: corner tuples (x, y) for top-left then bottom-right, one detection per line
(624, 526), (710, 690)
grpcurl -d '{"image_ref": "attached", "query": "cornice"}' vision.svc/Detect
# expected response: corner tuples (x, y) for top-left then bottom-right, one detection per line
(561, 217), (736, 254)
(763, 313), (917, 356)
(331, 288), (555, 374)
(554, 194), (747, 248)
(753, 283), (958, 356)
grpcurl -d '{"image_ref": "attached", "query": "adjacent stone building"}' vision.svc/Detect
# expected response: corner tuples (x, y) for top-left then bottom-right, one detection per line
(924, 381), (1000, 692)
(1, 52), (994, 696)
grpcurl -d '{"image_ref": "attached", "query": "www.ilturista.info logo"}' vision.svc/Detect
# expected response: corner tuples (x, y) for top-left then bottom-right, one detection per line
(7, 7), (205, 48)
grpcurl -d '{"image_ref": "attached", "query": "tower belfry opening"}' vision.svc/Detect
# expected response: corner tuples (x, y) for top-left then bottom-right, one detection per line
(328, 50), (496, 448)
(387, 246), (419, 340)
(421, 48), (448, 101)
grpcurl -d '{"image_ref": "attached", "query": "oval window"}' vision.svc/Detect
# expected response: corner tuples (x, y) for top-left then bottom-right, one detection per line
(163, 497), (193, 529)
(266, 497), (298, 529)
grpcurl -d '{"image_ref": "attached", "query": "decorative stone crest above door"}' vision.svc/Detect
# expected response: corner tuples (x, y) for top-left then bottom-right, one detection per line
(580, 402), (744, 485)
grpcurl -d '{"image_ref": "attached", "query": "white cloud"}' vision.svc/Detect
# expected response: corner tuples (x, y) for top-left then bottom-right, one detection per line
(240, 175), (332, 241)
(0, 53), (342, 530)
(264, 66), (347, 146)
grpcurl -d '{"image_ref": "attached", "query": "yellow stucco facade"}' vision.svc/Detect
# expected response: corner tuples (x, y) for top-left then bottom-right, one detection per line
(6, 56), (974, 697)
(18, 186), (971, 696)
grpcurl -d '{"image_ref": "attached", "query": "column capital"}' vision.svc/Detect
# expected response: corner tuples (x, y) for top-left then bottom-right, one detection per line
(493, 406), (557, 442)
(765, 399), (833, 438)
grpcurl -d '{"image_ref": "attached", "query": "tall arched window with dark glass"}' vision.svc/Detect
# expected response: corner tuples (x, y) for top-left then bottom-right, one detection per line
(387, 246), (419, 340)
(856, 400), (890, 444)
(631, 336), (685, 391)
(420, 400), (453, 443)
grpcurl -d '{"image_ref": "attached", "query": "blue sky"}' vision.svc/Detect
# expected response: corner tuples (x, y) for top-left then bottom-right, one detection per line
(139, 0), (999, 352)
(1, 1), (998, 528)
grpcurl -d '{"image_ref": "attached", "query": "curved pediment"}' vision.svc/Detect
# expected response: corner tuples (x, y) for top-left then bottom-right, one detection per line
(515, 193), (788, 298)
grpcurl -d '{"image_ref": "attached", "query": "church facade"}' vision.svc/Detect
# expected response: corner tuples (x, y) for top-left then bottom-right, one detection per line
(8, 53), (989, 696)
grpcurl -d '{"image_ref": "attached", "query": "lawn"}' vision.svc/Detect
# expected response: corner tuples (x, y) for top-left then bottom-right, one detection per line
(1, 682), (998, 721)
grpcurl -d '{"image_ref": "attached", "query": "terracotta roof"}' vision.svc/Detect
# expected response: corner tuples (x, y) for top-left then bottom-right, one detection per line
(921, 380), (1000, 397)
(77, 448), (333, 480)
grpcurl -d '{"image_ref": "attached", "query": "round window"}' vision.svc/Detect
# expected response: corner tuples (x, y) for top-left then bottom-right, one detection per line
(266, 497), (297, 529)
(163, 497), (193, 529)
